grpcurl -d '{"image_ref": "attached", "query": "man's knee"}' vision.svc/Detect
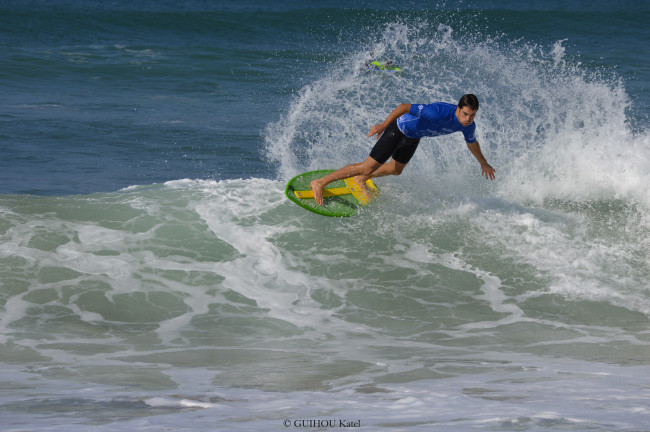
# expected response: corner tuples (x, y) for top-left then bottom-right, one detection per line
(392, 162), (406, 175)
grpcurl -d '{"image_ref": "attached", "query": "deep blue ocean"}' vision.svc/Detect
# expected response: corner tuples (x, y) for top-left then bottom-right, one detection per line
(1, 1), (649, 431)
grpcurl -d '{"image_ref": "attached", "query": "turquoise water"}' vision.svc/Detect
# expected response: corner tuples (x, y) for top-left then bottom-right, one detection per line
(1, 1), (649, 431)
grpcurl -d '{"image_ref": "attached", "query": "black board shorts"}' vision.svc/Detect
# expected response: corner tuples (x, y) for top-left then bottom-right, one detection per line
(369, 120), (420, 165)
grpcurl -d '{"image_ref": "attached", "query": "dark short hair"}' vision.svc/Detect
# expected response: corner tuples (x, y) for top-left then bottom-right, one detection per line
(458, 94), (479, 111)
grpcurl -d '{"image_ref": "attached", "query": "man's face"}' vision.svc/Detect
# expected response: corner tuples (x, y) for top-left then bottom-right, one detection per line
(456, 106), (477, 126)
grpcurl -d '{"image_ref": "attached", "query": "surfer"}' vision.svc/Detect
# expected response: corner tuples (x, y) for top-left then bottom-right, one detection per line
(310, 94), (496, 206)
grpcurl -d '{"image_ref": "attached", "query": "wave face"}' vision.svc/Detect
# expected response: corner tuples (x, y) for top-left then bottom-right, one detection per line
(1, 174), (648, 430)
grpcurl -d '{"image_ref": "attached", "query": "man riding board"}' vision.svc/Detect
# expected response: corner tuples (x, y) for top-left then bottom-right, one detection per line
(310, 94), (496, 206)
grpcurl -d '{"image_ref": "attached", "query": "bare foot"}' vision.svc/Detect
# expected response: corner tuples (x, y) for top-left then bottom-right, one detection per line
(352, 175), (371, 202)
(310, 179), (325, 206)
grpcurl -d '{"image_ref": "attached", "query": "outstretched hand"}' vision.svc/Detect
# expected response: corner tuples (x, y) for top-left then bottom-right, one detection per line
(481, 163), (496, 180)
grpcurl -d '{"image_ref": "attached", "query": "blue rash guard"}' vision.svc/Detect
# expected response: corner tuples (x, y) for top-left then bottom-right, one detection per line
(396, 102), (477, 143)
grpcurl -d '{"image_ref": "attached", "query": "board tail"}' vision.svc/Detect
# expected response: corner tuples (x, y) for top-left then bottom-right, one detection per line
(342, 178), (378, 205)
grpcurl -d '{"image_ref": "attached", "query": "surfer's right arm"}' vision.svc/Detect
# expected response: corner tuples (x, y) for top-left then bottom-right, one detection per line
(367, 103), (411, 139)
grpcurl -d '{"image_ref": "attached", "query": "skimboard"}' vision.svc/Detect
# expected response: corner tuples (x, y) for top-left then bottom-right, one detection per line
(365, 60), (402, 73)
(285, 170), (380, 217)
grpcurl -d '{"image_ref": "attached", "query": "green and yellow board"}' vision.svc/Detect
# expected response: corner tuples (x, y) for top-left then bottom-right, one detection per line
(366, 60), (402, 72)
(285, 170), (380, 217)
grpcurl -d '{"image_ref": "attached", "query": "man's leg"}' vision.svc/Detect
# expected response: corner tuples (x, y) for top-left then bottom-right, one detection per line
(310, 156), (382, 206)
(310, 121), (415, 206)
(352, 159), (406, 201)
(354, 158), (406, 183)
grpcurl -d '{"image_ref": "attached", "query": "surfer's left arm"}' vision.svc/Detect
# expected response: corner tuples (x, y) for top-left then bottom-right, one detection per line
(466, 141), (496, 180)
(367, 103), (411, 139)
